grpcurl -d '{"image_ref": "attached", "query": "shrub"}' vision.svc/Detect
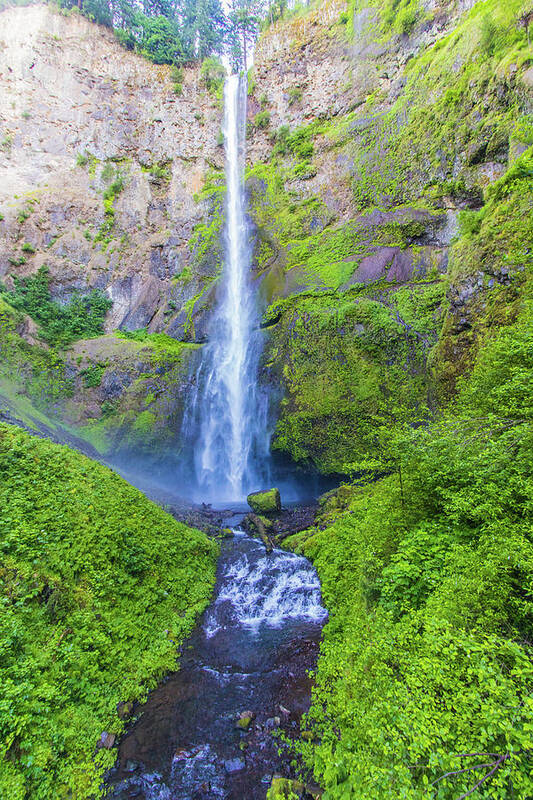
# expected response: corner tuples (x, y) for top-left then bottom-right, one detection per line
(21, 242), (35, 253)
(287, 85), (302, 105)
(1, 265), (112, 347)
(170, 64), (183, 94)
(0, 424), (217, 799)
(82, 363), (105, 387)
(254, 110), (271, 129)
(16, 207), (31, 224)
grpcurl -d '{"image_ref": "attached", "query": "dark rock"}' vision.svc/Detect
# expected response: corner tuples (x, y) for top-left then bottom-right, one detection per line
(224, 757), (245, 774)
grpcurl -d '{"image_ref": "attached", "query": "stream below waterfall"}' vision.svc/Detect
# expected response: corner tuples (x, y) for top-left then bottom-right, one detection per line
(106, 521), (327, 800)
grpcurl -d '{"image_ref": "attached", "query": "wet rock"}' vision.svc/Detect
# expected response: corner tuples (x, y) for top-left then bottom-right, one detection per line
(265, 716), (281, 730)
(235, 710), (254, 730)
(268, 776), (305, 798)
(224, 757), (245, 773)
(247, 488), (281, 514)
(244, 513), (275, 553)
(97, 731), (116, 749)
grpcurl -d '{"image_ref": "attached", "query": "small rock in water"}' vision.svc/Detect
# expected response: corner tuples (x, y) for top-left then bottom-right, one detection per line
(173, 747), (191, 760)
(247, 488), (281, 514)
(224, 757), (245, 774)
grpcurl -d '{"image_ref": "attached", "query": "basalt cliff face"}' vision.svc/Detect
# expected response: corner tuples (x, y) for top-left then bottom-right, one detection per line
(0, 0), (531, 474)
(0, 4), (224, 335)
(245, 0), (533, 473)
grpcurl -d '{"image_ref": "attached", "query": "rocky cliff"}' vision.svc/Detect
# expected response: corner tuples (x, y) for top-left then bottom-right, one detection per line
(0, 3), (225, 458)
(0, 3), (223, 336)
(245, 0), (533, 473)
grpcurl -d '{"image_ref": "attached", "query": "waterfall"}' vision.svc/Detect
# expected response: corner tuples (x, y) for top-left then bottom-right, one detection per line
(182, 74), (270, 503)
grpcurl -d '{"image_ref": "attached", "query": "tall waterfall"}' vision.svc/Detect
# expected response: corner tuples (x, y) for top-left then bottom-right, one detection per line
(182, 74), (270, 503)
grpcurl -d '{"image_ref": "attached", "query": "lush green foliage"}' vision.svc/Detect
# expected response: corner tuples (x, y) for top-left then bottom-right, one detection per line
(0, 425), (217, 799)
(57, 0), (227, 65)
(0, 266), (112, 347)
(0, 297), (73, 409)
(287, 301), (533, 799)
(53, 0), (286, 67)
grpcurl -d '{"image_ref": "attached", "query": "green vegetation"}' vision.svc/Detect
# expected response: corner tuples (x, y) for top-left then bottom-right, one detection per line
(170, 64), (184, 94)
(341, 0), (532, 211)
(0, 424), (217, 799)
(94, 166), (125, 245)
(287, 295), (533, 799)
(0, 266), (112, 347)
(82, 363), (105, 387)
(254, 109), (271, 129)
(200, 56), (225, 94)
(0, 297), (74, 408)
(269, 279), (445, 473)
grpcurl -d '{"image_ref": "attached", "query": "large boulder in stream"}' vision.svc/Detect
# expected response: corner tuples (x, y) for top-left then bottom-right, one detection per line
(247, 488), (281, 514)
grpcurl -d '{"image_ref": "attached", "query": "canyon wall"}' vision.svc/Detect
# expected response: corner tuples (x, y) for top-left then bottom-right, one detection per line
(246, 0), (533, 472)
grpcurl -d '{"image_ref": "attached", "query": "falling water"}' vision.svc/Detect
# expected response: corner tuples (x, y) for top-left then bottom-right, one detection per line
(183, 74), (270, 503)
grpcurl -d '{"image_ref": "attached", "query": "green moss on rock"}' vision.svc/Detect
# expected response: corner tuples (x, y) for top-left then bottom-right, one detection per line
(247, 488), (282, 514)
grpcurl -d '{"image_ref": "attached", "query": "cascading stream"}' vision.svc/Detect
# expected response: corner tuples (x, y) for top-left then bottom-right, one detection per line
(107, 529), (328, 800)
(182, 74), (270, 503)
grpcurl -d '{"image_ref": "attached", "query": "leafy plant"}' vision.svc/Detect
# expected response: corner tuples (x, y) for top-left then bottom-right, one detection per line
(254, 110), (270, 129)
(200, 56), (225, 94)
(1, 266), (112, 347)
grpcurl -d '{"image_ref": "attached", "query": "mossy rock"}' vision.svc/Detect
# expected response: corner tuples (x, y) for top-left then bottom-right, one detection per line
(267, 777), (304, 800)
(247, 488), (281, 514)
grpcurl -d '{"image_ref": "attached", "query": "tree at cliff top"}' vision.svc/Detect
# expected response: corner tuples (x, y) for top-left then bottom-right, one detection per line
(58, 0), (227, 64)
(56, 0), (283, 65)
(0, 424), (218, 799)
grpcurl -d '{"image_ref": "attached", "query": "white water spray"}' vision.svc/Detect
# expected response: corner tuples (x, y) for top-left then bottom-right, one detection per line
(182, 74), (270, 502)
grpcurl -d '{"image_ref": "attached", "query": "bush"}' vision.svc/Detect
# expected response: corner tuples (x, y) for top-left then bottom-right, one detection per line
(0, 424), (217, 799)
(170, 64), (183, 94)
(288, 307), (533, 799)
(254, 110), (271, 129)
(82, 364), (105, 387)
(287, 85), (302, 105)
(1, 266), (112, 347)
